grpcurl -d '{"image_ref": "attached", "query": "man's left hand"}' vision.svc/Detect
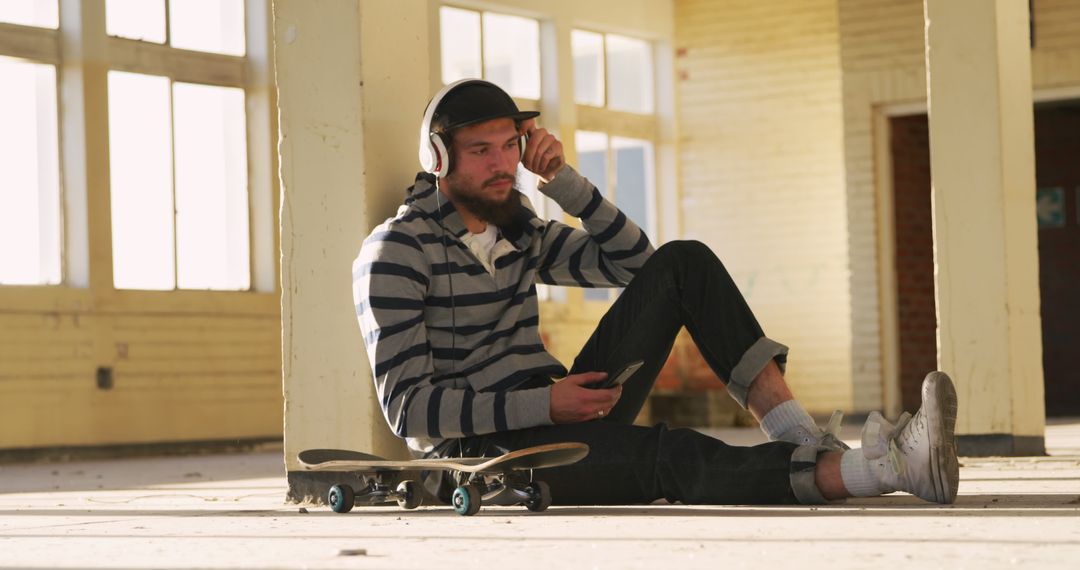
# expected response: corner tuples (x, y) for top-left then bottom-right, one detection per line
(519, 118), (565, 183)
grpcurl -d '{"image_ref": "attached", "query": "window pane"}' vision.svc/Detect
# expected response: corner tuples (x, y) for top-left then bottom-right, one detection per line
(574, 131), (608, 197)
(482, 12), (540, 99)
(572, 30), (604, 106)
(516, 164), (543, 218)
(440, 7), (481, 84)
(0, 0), (58, 28)
(574, 131), (611, 302)
(0, 58), (61, 285)
(606, 34), (653, 113)
(612, 137), (654, 236)
(515, 165), (548, 301)
(106, 0), (166, 43)
(108, 71), (175, 290)
(515, 163), (562, 221)
(173, 82), (251, 290)
(170, 0), (246, 56)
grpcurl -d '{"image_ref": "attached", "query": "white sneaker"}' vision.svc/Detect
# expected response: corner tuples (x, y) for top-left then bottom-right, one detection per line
(778, 410), (851, 451)
(874, 371), (960, 504)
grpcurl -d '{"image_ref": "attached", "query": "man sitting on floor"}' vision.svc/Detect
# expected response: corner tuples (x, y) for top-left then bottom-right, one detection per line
(352, 79), (960, 506)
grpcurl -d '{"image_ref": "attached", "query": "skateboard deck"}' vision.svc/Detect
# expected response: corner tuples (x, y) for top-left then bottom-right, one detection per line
(297, 442), (589, 516)
(298, 442), (588, 473)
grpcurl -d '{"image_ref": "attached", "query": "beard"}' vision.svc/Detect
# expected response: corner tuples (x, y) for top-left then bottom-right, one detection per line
(445, 173), (523, 228)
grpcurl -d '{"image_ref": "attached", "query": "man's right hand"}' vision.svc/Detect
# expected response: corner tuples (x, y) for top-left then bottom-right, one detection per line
(549, 372), (622, 424)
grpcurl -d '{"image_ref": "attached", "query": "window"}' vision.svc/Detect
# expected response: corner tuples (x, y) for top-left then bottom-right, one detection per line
(172, 83), (251, 290)
(169, 0), (246, 56)
(1, 1), (268, 292)
(0, 0), (62, 286)
(106, 0), (167, 43)
(439, 7), (481, 82)
(572, 30), (654, 113)
(107, 75), (251, 292)
(576, 132), (656, 302)
(605, 34), (653, 113)
(572, 31), (658, 302)
(106, 0), (246, 55)
(439, 6), (540, 99)
(0, 57), (61, 285)
(571, 30), (604, 107)
(0, 0), (58, 28)
(103, 1), (257, 291)
(108, 72), (175, 290)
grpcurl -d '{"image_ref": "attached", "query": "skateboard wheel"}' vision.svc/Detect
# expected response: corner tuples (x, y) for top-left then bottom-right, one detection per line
(328, 484), (355, 513)
(452, 484), (481, 516)
(524, 480), (551, 512)
(396, 480), (421, 510)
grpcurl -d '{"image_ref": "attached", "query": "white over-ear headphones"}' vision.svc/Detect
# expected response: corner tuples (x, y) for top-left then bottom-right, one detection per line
(418, 78), (529, 178)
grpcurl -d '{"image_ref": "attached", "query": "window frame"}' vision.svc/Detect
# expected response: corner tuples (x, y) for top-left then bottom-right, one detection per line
(437, 4), (542, 109)
(0, 0), (277, 302)
(106, 0), (251, 292)
(0, 16), (63, 288)
(571, 29), (660, 302)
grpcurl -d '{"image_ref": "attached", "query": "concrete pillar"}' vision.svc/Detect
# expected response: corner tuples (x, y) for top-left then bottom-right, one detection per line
(274, 0), (425, 501)
(923, 0), (1046, 455)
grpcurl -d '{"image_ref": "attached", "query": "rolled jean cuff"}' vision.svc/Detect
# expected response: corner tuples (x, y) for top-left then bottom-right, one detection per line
(789, 444), (828, 505)
(726, 336), (789, 408)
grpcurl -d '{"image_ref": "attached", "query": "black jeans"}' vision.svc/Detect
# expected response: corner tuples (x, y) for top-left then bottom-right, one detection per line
(430, 241), (817, 505)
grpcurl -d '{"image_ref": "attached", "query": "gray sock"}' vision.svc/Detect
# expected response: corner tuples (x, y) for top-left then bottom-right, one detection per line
(760, 400), (817, 441)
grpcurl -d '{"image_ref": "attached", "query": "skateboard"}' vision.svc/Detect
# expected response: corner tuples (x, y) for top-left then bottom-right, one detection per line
(297, 442), (589, 516)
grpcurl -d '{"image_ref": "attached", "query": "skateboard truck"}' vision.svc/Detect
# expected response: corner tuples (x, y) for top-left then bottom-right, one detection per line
(328, 474), (421, 513)
(449, 471), (551, 516)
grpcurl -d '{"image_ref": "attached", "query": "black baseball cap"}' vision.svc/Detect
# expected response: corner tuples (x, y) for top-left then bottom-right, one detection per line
(431, 80), (540, 135)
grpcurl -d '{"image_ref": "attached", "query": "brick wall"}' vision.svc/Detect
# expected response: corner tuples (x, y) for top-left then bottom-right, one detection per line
(889, 114), (935, 411)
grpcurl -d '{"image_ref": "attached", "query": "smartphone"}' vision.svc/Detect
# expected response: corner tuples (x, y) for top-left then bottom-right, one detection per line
(588, 359), (645, 390)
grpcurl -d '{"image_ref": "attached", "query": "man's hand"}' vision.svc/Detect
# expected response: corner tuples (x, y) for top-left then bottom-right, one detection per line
(519, 118), (566, 183)
(549, 372), (622, 424)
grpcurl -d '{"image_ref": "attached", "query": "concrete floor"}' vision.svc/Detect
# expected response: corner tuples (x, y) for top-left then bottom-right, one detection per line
(2, 421), (1079, 569)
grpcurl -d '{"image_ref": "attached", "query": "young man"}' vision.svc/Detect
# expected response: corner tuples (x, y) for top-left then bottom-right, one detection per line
(353, 79), (960, 506)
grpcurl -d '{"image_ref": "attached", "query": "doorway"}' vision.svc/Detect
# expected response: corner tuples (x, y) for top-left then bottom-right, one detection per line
(888, 102), (1080, 416)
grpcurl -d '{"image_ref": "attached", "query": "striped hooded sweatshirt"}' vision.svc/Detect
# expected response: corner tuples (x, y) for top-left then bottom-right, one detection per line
(353, 165), (654, 453)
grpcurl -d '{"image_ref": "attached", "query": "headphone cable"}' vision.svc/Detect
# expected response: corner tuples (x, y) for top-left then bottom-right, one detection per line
(435, 179), (457, 377)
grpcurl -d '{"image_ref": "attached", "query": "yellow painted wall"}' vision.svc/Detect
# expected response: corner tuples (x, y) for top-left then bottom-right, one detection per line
(0, 288), (282, 450)
(673, 0), (853, 413)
